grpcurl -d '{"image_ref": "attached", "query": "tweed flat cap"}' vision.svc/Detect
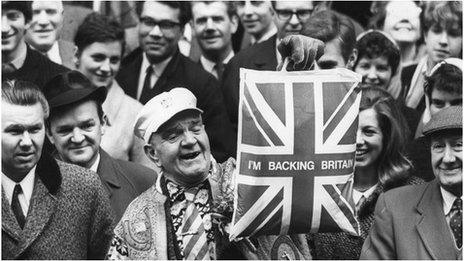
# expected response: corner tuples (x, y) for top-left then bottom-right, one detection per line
(423, 106), (462, 136)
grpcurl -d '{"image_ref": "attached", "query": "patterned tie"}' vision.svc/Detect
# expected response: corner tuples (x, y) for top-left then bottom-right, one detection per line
(11, 184), (26, 229)
(140, 65), (154, 105)
(450, 198), (462, 249)
(181, 188), (210, 260)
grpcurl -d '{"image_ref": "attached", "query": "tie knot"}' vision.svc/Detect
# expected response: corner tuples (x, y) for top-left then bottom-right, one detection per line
(13, 184), (23, 196)
(146, 65), (153, 74)
(452, 198), (462, 211)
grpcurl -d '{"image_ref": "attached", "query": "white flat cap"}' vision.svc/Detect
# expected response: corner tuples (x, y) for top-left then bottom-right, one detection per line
(134, 88), (203, 143)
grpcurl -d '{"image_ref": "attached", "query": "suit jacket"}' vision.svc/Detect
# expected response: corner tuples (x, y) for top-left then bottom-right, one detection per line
(97, 149), (156, 222)
(360, 180), (461, 260)
(221, 34), (278, 132)
(3, 45), (69, 90)
(116, 48), (236, 163)
(2, 153), (114, 260)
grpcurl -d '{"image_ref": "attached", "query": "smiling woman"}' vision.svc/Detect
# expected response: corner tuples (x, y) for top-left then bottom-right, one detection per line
(73, 12), (154, 168)
(308, 86), (423, 260)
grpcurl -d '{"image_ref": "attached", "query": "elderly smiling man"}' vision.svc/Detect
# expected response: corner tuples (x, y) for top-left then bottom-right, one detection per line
(107, 88), (241, 260)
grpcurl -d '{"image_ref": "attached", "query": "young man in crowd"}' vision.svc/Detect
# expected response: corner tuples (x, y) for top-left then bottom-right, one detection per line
(116, 0), (235, 163)
(402, 1), (462, 112)
(43, 70), (155, 222)
(361, 105), (463, 259)
(222, 0), (316, 131)
(2, 80), (113, 259)
(235, 0), (277, 49)
(2, 1), (68, 89)
(191, 1), (238, 79)
(25, 0), (75, 69)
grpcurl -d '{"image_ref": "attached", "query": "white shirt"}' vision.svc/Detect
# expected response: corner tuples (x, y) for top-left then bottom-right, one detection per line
(353, 184), (378, 205)
(199, 51), (234, 79)
(441, 187), (462, 221)
(2, 166), (36, 216)
(136, 54), (172, 100)
(251, 25), (277, 45)
(275, 38), (282, 66)
(89, 153), (101, 173)
(46, 41), (62, 65)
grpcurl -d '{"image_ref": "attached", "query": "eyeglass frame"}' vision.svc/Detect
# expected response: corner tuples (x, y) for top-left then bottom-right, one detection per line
(139, 16), (182, 32)
(274, 9), (313, 21)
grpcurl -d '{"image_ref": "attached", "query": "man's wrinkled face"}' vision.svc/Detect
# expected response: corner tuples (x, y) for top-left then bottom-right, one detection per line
(236, 0), (274, 39)
(273, 1), (313, 39)
(191, 2), (238, 57)
(1, 8), (26, 58)
(47, 100), (105, 169)
(2, 102), (45, 181)
(431, 132), (462, 195)
(26, 1), (63, 52)
(138, 1), (183, 64)
(147, 110), (211, 186)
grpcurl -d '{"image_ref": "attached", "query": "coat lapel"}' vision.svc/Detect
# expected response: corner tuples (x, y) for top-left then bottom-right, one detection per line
(416, 180), (456, 259)
(15, 178), (57, 258)
(152, 50), (181, 95)
(2, 189), (22, 243)
(252, 35), (278, 70)
(96, 149), (121, 199)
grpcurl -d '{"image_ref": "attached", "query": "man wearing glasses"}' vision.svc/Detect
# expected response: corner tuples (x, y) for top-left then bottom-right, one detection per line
(221, 1), (314, 134)
(116, 1), (236, 164)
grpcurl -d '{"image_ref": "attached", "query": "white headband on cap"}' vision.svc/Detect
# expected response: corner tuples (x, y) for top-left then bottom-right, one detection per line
(430, 57), (463, 76)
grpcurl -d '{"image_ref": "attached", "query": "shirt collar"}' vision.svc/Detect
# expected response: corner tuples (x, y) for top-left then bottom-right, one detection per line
(46, 41), (62, 64)
(275, 37), (282, 66)
(353, 184), (378, 205)
(8, 41), (28, 69)
(441, 186), (461, 216)
(200, 50), (235, 71)
(142, 53), (173, 78)
(2, 165), (36, 204)
(252, 26), (277, 44)
(89, 153), (101, 173)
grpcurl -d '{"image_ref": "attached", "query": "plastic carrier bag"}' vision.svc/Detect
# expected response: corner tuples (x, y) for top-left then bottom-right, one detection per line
(230, 68), (362, 240)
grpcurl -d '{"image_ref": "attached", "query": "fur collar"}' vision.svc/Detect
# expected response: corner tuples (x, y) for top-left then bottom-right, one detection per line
(35, 152), (62, 195)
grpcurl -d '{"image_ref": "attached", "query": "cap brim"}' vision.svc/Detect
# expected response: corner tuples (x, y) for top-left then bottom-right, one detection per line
(155, 107), (204, 133)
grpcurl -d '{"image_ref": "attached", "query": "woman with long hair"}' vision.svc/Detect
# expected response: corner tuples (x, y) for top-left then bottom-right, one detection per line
(308, 86), (423, 259)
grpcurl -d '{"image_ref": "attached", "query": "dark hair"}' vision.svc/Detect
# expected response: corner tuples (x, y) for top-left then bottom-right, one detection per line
(141, 1), (191, 26)
(422, 1), (462, 35)
(2, 80), (49, 118)
(425, 63), (462, 100)
(74, 12), (125, 56)
(359, 86), (412, 190)
(191, 1), (236, 19)
(354, 30), (401, 75)
(301, 10), (356, 62)
(2, 1), (32, 22)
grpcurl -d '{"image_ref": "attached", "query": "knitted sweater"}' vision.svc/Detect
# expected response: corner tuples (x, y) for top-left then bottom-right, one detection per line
(308, 176), (424, 260)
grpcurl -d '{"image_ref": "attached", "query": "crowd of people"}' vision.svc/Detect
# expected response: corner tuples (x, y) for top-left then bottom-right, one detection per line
(1, 0), (462, 259)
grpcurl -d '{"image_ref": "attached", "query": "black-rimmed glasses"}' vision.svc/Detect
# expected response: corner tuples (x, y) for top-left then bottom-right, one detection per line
(140, 17), (181, 31)
(275, 9), (312, 21)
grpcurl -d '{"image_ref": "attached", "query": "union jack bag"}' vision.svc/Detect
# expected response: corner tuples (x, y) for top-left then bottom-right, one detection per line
(230, 68), (362, 240)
